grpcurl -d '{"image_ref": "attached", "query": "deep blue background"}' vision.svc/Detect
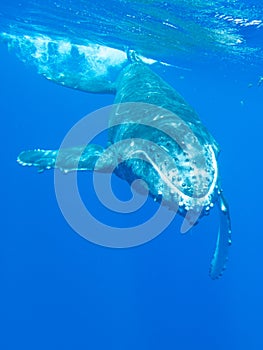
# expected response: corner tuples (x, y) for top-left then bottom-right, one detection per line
(1, 41), (263, 350)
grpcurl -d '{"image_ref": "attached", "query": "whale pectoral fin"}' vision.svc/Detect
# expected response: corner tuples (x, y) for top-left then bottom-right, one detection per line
(17, 144), (112, 173)
(18, 149), (58, 173)
(209, 194), (232, 279)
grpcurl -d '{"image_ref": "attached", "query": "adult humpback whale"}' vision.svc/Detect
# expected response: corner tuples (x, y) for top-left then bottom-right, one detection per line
(18, 62), (231, 279)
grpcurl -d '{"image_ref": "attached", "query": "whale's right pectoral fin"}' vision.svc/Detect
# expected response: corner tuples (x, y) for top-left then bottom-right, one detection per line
(209, 194), (232, 279)
(17, 144), (114, 174)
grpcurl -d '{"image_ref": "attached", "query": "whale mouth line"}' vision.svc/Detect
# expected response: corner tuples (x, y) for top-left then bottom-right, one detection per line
(128, 144), (218, 208)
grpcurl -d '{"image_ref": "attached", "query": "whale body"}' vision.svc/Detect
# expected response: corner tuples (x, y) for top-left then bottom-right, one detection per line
(18, 62), (231, 279)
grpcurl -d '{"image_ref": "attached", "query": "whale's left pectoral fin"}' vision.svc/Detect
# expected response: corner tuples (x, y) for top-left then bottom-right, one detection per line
(17, 144), (112, 173)
(209, 194), (232, 279)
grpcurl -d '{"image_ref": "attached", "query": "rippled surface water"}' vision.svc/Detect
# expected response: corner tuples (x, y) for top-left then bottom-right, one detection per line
(1, 0), (263, 66)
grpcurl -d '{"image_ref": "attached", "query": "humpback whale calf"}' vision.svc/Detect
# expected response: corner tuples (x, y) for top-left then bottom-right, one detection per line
(18, 62), (231, 279)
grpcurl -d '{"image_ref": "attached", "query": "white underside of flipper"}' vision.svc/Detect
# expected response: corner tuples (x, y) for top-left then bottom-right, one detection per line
(209, 194), (232, 279)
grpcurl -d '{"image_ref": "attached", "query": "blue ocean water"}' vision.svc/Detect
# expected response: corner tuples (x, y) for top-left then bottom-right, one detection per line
(1, 1), (263, 349)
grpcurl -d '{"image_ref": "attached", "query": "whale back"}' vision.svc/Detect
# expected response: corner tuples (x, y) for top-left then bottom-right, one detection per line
(110, 63), (219, 154)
